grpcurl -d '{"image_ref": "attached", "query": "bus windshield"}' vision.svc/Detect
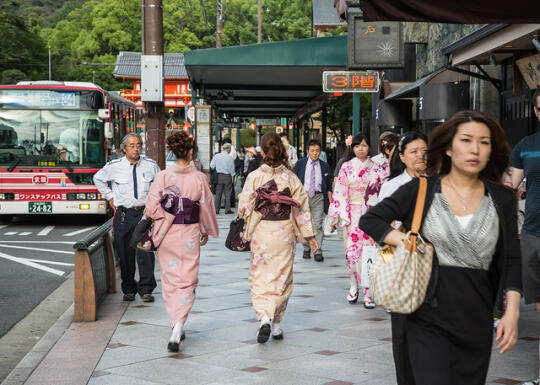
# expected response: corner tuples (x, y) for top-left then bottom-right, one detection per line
(0, 109), (104, 168)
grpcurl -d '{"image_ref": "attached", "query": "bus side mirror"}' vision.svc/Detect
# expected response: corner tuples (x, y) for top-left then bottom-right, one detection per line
(104, 122), (113, 139)
(98, 109), (110, 120)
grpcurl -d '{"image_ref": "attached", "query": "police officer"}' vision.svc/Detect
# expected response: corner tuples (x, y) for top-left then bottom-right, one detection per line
(94, 133), (161, 302)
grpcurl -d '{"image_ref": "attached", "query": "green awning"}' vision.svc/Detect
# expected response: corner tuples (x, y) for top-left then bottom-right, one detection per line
(184, 35), (347, 119)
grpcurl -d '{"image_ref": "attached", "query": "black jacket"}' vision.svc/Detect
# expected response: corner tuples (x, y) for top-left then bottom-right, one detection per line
(293, 157), (333, 213)
(358, 176), (522, 317)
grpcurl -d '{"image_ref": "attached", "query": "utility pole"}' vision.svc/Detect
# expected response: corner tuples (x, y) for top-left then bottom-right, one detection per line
(48, 44), (51, 80)
(257, 0), (262, 43)
(141, 0), (165, 169)
(216, 0), (223, 48)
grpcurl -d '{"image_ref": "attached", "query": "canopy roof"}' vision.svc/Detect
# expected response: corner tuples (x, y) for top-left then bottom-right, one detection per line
(184, 35), (347, 119)
(358, 1), (540, 23)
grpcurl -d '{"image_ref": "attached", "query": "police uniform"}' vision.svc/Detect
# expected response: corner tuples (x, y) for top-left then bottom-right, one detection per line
(94, 156), (161, 297)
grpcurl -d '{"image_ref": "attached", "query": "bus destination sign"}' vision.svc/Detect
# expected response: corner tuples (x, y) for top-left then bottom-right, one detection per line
(0, 90), (80, 109)
(322, 71), (380, 93)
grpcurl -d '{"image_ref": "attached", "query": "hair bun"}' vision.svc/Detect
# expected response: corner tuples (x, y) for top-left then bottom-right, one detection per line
(166, 131), (197, 161)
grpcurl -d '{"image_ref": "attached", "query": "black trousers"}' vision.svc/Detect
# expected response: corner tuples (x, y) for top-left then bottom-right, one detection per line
(391, 313), (416, 385)
(113, 208), (156, 295)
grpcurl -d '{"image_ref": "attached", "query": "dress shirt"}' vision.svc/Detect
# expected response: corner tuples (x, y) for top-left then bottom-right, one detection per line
(94, 156), (160, 208)
(378, 170), (412, 203)
(210, 151), (235, 176)
(303, 158), (322, 193)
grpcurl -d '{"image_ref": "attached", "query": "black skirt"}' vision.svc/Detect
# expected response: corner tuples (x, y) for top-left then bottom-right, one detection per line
(406, 266), (494, 385)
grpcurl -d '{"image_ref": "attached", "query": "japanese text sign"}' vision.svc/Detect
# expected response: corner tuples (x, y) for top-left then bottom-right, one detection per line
(323, 71), (380, 93)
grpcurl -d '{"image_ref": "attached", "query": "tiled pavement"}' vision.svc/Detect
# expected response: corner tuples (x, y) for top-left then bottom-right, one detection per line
(28, 214), (540, 384)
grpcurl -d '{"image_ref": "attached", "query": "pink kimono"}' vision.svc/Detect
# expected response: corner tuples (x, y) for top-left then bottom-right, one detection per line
(146, 164), (218, 327)
(328, 157), (387, 287)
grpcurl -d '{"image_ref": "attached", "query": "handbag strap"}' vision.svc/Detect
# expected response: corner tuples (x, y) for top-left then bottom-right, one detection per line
(410, 177), (428, 234)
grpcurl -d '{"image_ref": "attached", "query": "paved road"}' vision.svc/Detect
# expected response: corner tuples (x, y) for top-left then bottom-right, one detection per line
(0, 215), (107, 338)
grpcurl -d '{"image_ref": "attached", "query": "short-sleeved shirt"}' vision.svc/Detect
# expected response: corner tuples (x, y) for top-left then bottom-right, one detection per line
(511, 132), (540, 236)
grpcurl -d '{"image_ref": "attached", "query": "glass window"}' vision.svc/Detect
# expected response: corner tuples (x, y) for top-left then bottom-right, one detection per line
(0, 109), (105, 167)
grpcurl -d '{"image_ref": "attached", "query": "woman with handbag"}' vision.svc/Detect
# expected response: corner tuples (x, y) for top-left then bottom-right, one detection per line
(328, 133), (388, 308)
(237, 132), (318, 343)
(145, 131), (218, 352)
(376, 131), (428, 385)
(359, 110), (522, 385)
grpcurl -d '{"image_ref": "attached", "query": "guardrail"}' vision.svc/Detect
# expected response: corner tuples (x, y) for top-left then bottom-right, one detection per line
(73, 218), (116, 321)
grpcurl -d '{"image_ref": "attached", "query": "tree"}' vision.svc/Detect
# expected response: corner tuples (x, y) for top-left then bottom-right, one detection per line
(0, 0), (48, 84)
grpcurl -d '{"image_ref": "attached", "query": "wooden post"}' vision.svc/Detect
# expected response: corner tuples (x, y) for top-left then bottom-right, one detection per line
(74, 250), (97, 322)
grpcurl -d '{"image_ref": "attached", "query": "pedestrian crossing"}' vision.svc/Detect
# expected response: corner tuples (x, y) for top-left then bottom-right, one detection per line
(0, 226), (96, 237)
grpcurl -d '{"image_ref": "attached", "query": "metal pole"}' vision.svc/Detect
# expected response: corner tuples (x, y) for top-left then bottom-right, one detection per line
(216, 0), (223, 48)
(353, 93), (361, 135)
(48, 44), (51, 80)
(142, 0), (165, 169)
(322, 107), (327, 153)
(257, 0), (262, 43)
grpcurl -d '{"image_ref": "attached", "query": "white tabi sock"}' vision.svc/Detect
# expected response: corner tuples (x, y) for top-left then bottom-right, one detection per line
(170, 322), (183, 343)
(259, 314), (271, 327)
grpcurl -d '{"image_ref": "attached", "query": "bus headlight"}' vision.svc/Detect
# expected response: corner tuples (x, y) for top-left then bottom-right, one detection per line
(76, 193), (87, 200)
(86, 193), (97, 200)
(0, 194), (5, 200)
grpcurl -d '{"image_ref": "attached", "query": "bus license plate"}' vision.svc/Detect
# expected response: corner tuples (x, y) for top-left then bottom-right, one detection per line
(29, 202), (52, 214)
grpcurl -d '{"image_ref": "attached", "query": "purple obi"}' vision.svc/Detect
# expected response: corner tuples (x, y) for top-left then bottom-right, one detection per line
(160, 186), (200, 224)
(255, 179), (299, 221)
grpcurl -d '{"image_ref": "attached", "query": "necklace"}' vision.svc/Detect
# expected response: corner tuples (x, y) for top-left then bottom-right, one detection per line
(445, 178), (478, 213)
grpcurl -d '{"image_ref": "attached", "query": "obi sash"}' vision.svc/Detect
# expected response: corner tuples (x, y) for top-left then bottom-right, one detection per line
(160, 186), (200, 224)
(255, 179), (299, 221)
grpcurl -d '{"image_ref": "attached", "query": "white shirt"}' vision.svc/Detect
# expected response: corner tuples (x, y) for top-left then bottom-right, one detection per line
(210, 151), (235, 176)
(378, 170), (413, 203)
(287, 145), (298, 166)
(93, 156), (160, 208)
(371, 152), (387, 165)
(229, 145), (237, 160)
(303, 158), (322, 193)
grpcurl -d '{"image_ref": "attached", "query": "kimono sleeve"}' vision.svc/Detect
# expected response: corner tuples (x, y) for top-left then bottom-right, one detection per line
(359, 178), (418, 245)
(290, 172), (316, 239)
(328, 164), (351, 226)
(198, 174), (219, 237)
(145, 171), (174, 222)
(237, 172), (257, 220)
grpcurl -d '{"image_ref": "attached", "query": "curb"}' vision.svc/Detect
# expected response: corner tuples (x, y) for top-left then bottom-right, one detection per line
(1, 304), (74, 385)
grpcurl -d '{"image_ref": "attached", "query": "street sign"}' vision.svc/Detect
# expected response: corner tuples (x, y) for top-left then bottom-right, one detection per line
(255, 118), (280, 126)
(323, 71), (380, 93)
(347, 8), (404, 69)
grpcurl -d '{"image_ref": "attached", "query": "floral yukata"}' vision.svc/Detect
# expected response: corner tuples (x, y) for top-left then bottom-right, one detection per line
(146, 164), (218, 328)
(238, 164), (315, 323)
(328, 157), (388, 287)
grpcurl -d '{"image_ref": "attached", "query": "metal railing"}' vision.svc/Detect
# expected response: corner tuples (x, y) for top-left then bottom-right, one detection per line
(73, 218), (116, 321)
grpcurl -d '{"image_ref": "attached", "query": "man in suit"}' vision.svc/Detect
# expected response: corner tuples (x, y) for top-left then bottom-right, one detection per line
(293, 139), (332, 262)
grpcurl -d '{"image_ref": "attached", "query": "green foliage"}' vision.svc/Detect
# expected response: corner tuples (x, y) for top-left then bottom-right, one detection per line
(7, 0), (313, 89)
(0, 0), (48, 83)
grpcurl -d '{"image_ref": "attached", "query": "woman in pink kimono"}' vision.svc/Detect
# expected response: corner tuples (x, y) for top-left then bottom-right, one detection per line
(329, 133), (388, 308)
(238, 133), (318, 343)
(146, 131), (218, 352)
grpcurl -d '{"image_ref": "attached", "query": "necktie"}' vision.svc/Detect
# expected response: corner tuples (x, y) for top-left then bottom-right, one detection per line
(308, 161), (316, 198)
(133, 163), (138, 199)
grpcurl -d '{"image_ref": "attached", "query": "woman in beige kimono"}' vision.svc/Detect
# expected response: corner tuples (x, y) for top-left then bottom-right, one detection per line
(238, 132), (318, 343)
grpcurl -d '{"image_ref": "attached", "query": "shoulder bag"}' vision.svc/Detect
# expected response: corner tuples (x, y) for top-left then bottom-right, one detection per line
(369, 177), (434, 314)
(129, 214), (156, 252)
(225, 216), (251, 252)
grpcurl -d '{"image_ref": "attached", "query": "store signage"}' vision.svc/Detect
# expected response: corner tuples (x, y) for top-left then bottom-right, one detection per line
(347, 8), (404, 69)
(255, 118), (280, 126)
(323, 71), (380, 93)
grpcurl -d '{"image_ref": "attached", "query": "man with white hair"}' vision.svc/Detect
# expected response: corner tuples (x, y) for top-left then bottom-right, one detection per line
(94, 133), (160, 302)
(210, 142), (235, 214)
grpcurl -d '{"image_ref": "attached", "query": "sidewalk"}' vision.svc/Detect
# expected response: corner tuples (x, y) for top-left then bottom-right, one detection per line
(19, 214), (540, 384)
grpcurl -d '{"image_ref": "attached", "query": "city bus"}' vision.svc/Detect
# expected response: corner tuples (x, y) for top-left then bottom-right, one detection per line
(0, 81), (137, 217)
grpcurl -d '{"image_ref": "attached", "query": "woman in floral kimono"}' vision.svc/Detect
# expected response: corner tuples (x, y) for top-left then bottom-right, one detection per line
(329, 133), (388, 308)
(146, 131), (218, 352)
(238, 132), (318, 343)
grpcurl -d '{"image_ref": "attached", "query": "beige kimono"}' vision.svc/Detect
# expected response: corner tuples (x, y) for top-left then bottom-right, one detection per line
(238, 164), (315, 323)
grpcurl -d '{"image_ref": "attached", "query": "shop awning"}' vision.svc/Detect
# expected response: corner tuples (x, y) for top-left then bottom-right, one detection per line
(183, 35), (347, 119)
(385, 68), (469, 100)
(358, 1), (540, 23)
(442, 24), (540, 66)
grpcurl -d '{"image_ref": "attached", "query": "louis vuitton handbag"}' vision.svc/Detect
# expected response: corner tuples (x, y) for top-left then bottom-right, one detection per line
(369, 177), (434, 314)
